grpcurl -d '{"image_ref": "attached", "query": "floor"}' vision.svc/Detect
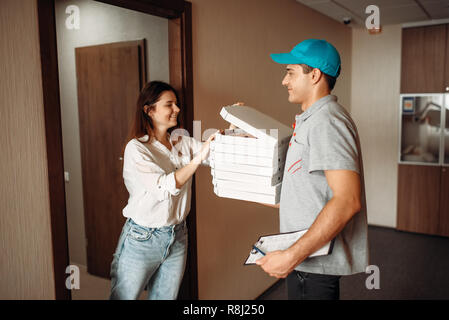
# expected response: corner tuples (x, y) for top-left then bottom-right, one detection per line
(70, 264), (146, 300)
(71, 226), (449, 300)
(258, 226), (449, 300)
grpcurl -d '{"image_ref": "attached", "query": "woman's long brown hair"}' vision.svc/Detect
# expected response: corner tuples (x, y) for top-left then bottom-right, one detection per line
(127, 81), (182, 145)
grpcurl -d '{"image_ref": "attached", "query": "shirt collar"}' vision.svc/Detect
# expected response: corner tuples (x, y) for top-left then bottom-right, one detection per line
(137, 135), (150, 143)
(138, 134), (175, 154)
(295, 95), (337, 122)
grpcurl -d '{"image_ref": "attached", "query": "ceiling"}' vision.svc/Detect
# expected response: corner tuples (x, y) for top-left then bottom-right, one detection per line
(296, 0), (449, 28)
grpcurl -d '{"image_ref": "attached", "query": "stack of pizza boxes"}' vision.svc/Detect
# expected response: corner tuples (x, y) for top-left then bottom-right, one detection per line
(210, 105), (292, 204)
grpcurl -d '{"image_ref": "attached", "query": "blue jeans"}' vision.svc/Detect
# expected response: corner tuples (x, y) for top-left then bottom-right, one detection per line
(109, 218), (188, 300)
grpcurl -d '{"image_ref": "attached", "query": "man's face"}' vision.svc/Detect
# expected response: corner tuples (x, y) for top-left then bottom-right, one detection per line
(281, 64), (312, 104)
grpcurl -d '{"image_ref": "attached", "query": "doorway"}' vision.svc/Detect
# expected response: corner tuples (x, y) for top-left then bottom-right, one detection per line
(75, 39), (147, 279)
(37, 0), (196, 300)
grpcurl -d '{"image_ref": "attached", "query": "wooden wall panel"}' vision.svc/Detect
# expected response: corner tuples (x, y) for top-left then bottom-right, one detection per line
(401, 25), (447, 93)
(397, 164), (441, 235)
(445, 25), (449, 92)
(0, 0), (56, 299)
(438, 167), (449, 237)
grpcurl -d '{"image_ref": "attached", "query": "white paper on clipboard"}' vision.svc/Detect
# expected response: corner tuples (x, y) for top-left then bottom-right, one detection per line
(244, 229), (333, 265)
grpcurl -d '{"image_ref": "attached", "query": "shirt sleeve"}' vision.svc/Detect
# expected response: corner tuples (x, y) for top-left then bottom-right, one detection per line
(308, 118), (360, 174)
(126, 143), (181, 201)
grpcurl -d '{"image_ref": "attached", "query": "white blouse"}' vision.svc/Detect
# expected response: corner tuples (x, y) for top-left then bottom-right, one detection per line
(122, 134), (206, 227)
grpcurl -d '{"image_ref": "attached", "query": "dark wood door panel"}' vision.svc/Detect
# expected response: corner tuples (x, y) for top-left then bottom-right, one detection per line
(401, 24), (447, 93)
(445, 25), (449, 92)
(76, 40), (146, 278)
(397, 164), (441, 235)
(439, 167), (449, 237)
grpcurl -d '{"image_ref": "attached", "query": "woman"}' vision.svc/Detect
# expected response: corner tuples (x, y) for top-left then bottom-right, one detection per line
(109, 81), (215, 300)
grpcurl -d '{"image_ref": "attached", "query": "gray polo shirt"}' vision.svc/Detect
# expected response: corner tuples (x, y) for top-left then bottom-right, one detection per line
(279, 94), (369, 276)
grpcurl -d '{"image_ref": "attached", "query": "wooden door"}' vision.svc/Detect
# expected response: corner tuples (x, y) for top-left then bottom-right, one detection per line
(445, 25), (449, 93)
(438, 167), (449, 237)
(397, 164), (441, 235)
(401, 24), (447, 93)
(76, 40), (146, 278)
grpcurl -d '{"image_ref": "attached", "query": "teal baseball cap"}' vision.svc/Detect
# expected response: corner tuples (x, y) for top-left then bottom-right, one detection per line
(270, 39), (341, 78)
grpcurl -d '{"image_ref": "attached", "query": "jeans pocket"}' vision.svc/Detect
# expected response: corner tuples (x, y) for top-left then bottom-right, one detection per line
(296, 271), (309, 280)
(128, 225), (153, 241)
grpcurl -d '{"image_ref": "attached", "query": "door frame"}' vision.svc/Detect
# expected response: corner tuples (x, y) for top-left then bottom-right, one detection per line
(36, 0), (196, 300)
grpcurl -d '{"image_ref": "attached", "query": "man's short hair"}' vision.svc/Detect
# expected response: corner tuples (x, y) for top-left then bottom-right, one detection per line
(300, 64), (337, 91)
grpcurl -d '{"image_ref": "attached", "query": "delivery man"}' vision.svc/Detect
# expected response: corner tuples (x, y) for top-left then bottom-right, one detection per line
(256, 39), (369, 300)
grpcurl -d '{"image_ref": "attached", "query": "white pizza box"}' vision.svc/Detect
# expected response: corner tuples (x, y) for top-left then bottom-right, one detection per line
(210, 105), (290, 203)
(213, 178), (282, 196)
(213, 185), (280, 205)
(210, 148), (287, 168)
(210, 159), (285, 176)
(210, 139), (288, 161)
(214, 128), (274, 148)
(217, 105), (292, 148)
(211, 168), (284, 186)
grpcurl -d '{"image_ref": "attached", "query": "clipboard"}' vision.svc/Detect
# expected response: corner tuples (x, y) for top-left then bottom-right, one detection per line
(244, 228), (334, 265)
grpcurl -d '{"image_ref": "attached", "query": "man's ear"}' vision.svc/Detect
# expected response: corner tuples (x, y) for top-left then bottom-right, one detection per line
(311, 68), (323, 85)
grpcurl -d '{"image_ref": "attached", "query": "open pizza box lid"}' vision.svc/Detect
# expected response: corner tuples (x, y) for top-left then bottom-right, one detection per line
(219, 105), (292, 146)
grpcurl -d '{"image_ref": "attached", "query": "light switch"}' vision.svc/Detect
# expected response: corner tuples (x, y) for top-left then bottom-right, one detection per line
(64, 171), (70, 182)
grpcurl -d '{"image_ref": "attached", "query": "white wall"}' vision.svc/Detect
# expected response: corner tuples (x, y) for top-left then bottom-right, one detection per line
(55, 0), (169, 265)
(350, 25), (402, 228)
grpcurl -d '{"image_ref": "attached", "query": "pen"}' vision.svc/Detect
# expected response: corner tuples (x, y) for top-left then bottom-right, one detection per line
(252, 245), (266, 256)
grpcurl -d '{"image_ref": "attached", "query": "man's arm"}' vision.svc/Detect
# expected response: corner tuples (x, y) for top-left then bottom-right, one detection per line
(256, 169), (361, 278)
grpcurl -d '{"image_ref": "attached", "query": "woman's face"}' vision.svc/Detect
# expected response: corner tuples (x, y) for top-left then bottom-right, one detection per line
(147, 90), (180, 130)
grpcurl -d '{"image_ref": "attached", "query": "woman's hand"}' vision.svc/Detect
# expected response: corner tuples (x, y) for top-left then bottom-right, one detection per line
(198, 130), (219, 161)
(175, 131), (219, 188)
